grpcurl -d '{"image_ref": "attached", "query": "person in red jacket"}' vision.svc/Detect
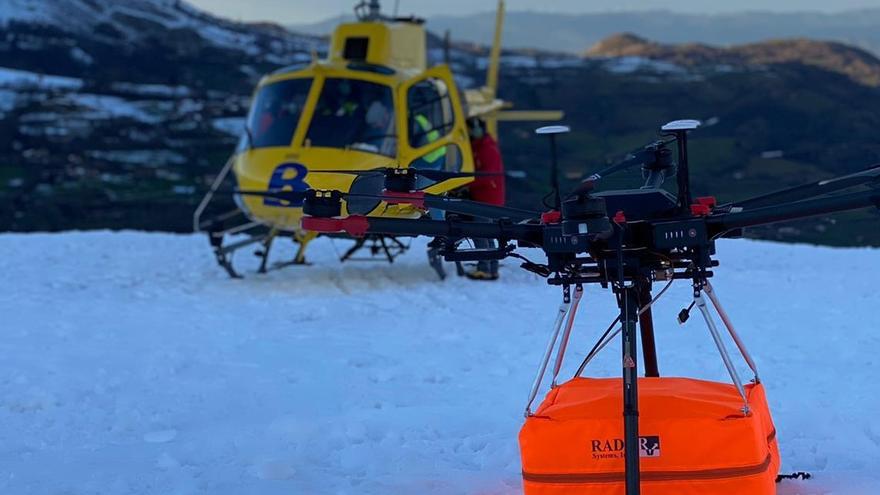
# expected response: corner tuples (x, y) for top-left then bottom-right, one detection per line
(465, 118), (505, 281)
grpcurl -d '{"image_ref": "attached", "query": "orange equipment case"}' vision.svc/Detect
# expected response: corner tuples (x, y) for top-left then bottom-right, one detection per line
(520, 377), (780, 495)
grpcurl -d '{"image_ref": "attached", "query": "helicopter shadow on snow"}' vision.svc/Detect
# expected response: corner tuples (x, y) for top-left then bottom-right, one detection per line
(198, 233), (564, 300)
(204, 236), (454, 295)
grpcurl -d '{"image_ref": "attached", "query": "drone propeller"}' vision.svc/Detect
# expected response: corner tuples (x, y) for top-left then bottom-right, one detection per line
(564, 140), (676, 199)
(583, 140), (673, 182)
(311, 167), (518, 182)
(235, 188), (539, 222)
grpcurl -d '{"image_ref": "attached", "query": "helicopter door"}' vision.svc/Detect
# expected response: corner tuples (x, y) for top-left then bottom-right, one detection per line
(398, 66), (474, 190)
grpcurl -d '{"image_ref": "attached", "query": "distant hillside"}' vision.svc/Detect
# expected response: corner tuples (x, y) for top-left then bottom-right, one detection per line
(587, 33), (880, 87)
(0, 0), (323, 231)
(0, 0), (322, 90)
(291, 9), (880, 56)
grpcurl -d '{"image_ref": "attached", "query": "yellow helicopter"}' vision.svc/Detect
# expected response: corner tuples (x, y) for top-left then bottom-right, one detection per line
(194, 0), (562, 278)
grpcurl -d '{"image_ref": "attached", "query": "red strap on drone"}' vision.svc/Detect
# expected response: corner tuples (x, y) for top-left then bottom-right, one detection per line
(341, 216), (370, 237)
(690, 204), (711, 216)
(541, 211), (562, 224)
(382, 191), (426, 209)
(691, 196), (717, 216)
(301, 216), (370, 237)
(696, 196), (717, 208)
(301, 217), (341, 233)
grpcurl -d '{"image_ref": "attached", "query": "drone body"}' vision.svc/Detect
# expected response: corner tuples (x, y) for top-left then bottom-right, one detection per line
(282, 120), (880, 495)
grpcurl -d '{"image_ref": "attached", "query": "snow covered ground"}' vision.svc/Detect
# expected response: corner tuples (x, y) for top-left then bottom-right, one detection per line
(0, 67), (83, 91)
(0, 232), (878, 495)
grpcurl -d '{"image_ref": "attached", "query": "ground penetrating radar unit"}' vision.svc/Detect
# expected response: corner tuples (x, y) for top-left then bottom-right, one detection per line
(194, 0), (561, 278)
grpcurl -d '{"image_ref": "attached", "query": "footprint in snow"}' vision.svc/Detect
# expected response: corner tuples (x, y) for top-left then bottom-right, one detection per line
(255, 461), (296, 480)
(143, 429), (178, 444)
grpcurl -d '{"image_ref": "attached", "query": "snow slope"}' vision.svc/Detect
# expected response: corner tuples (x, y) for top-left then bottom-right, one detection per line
(0, 232), (878, 495)
(0, 0), (320, 55)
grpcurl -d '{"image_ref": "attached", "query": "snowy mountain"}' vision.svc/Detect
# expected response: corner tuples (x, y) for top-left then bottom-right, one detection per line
(0, 0), (321, 61)
(0, 231), (878, 494)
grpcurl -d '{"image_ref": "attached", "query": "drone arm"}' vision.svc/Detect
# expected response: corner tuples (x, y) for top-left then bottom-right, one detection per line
(420, 195), (538, 221)
(709, 188), (880, 234)
(731, 164), (880, 209)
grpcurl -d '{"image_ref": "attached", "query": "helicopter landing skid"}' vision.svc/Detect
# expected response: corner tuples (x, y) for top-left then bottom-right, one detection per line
(339, 235), (410, 264)
(205, 218), (319, 278)
(337, 235), (447, 278)
(207, 221), (267, 279)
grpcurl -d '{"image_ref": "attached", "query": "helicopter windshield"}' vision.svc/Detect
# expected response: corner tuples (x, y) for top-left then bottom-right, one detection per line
(245, 78), (312, 149)
(305, 78), (397, 157)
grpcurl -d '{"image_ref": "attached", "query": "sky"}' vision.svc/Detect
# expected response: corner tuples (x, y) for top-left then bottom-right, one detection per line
(187, 0), (880, 24)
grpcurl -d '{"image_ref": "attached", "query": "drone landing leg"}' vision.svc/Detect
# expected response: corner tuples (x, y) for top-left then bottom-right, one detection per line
(525, 286), (573, 417)
(695, 291), (750, 414)
(704, 281), (760, 383)
(618, 285), (642, 495)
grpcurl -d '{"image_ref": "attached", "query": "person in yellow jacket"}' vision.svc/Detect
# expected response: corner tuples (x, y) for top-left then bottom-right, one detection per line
(412, 113), (446, 169)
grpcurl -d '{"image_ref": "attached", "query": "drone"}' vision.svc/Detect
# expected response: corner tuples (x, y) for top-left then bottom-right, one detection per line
(239, 120), (880, 495)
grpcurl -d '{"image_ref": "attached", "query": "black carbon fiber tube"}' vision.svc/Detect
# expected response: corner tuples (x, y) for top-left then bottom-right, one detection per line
(709, 189), (880, 234)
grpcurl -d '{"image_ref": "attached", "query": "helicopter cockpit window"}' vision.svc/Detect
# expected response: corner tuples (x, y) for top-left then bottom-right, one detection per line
(407, 78), (455, 165)
(245, 78), (312, 149)
(305, 78), (397, 157)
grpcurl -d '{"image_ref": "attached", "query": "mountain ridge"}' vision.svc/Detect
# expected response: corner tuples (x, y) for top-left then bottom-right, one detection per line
(586, 33), (880, 87)
(289, 9), (880, 56)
